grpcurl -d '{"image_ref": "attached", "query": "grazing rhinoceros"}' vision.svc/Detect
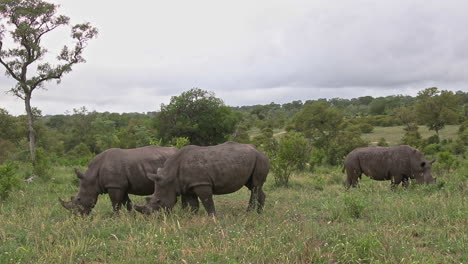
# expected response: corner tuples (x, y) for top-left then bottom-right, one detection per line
(134, 141), (270, 216)
(344, 145), (436, 189)
(59, 146), (178, 215)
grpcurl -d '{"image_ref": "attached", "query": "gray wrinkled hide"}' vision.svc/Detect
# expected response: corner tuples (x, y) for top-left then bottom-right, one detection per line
(344, 145), (435, 188)
(61, 146), (178, 215)
(138, 141), (270, 215)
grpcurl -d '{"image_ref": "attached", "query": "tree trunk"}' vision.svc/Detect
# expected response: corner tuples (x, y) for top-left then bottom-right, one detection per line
(24, 94), (36, 163)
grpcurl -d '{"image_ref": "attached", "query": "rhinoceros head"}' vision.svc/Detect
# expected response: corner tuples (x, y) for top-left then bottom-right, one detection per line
(59, 169), (98, 215)
(414, 158), (436, 184)
(135, 168), (177, 215)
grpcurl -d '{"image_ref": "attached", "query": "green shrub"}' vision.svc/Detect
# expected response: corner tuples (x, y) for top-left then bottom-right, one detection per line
(435, 151), (458, 172)
(425, 134), (440, 145)
(33, 148), (52, 180)
(423, 143), (441, 156)
(377, 137), (389, 146)
(269, 132), (311, 186)
(67, 143), (93, 158)
(344, 192), (367, 219)
(149, 137), (163, 146)
(450, 139), (466, 155)
(0, 161), (21, 200)
(171, 137), (190, 149)
(401, 129), (422, 148)
(358, 123), (374, 133)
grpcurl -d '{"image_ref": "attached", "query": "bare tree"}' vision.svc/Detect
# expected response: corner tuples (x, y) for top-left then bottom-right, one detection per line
(0, 0), (97, 163)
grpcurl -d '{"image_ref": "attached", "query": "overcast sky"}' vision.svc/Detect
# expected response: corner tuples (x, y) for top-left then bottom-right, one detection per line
(1, 0), (467, 115)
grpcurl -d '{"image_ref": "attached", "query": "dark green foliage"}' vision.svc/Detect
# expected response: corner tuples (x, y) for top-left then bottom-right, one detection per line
(343, 192), (367, 219)
(231, 124), (251, 144)
(435, 152), (458, 172)
(156, 88), (239, 146)
(0, 161), (20, 200)
(401, 124), (422, 147)
(377, 137), (389, 146)
(293, 102), (366, 165)
(423, 144), (441, 156)
(170, 137), (190, 149)
(416, 87), (461, 135)
(32, 147), (52, 180)
(358, 123), (374, 133)
(425, 134), (440, 145)
(269, 132), (311, 186)
(0, 108), (22, 144)
(369, 97), (387, 115)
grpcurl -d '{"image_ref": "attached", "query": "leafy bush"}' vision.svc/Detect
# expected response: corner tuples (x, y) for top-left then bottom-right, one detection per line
(269, 132), (311, 186)
(344, 192), (367, 219)
(0, 162), (20, 200)
(401, 127), (422, 148)
(32, 148), (52, 180)
(425, 135), (440, 145)
(423, 143), (441, 156)
(358, 123), (374, 133)
(66, 143), (93, 159)
(231, 124), (251, 144)
(0, 139), (17, 164)
(171, 137), (190, 149)
(377, 137), (389, 146)
(435, 152), (458, 172)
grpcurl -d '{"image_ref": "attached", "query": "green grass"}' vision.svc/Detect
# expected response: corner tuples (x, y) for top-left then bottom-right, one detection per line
(362, 125), (459, 146)
(1, 162), (467, 263)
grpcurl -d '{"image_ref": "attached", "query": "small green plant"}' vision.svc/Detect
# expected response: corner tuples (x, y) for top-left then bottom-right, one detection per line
(358, 123), (374, 133)
(32, 147), (52, 180)
(171, 137), (190, 149)
(149, 137), (163, 146)
(0, 161), (20, 200)
(423, 143), (441, 156)
(269, 132), (311, 186)
(435, 151), (458, 172)
(377, 137), (389, 146)
(343, 192), (367, 219)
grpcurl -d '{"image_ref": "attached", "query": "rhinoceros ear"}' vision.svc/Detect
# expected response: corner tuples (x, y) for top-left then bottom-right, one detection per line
(147, 173), (162, 182)
(74, 168), (84, 179)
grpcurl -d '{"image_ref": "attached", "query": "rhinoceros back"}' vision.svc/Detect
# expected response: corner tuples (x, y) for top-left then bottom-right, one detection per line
(87, 146), (177, 195)
(166, 142), (268, 195)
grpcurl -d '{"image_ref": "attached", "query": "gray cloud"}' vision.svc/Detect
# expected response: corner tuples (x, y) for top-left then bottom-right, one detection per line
(1, 0), (467, 115)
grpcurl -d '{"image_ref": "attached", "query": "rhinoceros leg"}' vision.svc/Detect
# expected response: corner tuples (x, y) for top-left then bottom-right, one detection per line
(247, 186), (265, 213)
(108, 188), (126, 212)
(181, 194), (199, 213)
(122, 194), (133, 211)
(391, 175), (403, 191)
(401, 177), (409, 188)
(345, 167), (360, 189)
(193, 186), (215, 216)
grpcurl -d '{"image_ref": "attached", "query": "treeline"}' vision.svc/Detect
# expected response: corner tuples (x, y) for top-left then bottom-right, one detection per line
(0, 88), (467, 169)
(233, 90), (468, 130)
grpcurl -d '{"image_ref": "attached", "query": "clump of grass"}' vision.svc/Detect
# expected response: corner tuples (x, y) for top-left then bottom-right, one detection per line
(343, 192), (367, 219)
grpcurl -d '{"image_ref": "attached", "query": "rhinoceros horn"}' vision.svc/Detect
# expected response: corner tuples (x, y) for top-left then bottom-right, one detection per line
(59, 197), (74, 210)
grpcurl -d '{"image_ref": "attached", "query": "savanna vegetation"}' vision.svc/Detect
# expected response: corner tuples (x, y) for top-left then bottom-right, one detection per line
(0, 86), (467, 263)
(1, 1), (467, 263)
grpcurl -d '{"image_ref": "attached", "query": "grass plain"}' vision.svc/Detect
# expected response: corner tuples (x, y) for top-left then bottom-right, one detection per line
(362, 125), (459, 146)
(0, 125), (467, 263)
